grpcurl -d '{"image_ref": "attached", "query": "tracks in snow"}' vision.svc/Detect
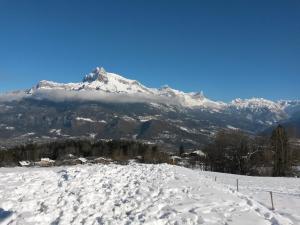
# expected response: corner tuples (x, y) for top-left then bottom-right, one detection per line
(0, 164), (294, 225)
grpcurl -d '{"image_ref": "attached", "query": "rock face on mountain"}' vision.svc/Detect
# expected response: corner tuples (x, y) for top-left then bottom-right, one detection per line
(0, 67), (299, 150)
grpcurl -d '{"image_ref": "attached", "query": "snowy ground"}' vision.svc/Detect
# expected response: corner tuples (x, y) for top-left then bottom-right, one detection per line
(0, 163), (298, 225)
(200, 171), (300, 225)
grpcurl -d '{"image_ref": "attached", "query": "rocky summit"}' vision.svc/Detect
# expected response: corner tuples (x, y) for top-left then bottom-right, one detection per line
(0, 67), (299, 150)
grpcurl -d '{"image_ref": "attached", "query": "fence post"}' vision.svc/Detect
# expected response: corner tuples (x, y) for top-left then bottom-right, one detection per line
(215, 176), (217, 182)
(236, 179), (239, 192)
(270, 191), (274, 210)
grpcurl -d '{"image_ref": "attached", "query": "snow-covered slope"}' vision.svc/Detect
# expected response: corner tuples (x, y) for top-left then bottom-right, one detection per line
(81, 67), (155, 94)
(0, 163), (295, 225)
(229, 98), (283, 113)
(278, 100), (300, 116)
(1, 66), (299, 136)
(30, 67), (226, 109)
(35, 67), (155, 95)
(227, 98), (288, 123)
(2, 67), (299, 115)
(26, 67), (299, 113)
(201, 170), (300, 225)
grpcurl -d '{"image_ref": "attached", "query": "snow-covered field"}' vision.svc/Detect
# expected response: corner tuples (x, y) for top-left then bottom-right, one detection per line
(200, 171), (300, 225)
(0, 163), (298, 225)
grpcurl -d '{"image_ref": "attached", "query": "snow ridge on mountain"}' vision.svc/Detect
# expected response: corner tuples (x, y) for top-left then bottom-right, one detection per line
(1, 67), (300, 147)
(3, 67), (300, 115)
(32, 67), (226, 109)
(229, 98), (284, 113)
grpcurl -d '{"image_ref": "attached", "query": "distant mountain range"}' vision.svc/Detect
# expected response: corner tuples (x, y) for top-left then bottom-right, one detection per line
(0, 67), (299, 150)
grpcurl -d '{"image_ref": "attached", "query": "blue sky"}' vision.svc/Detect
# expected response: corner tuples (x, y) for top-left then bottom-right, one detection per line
(0, 0), (299, 102)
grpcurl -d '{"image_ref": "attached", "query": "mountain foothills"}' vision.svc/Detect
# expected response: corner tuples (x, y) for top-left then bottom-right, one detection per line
(0, 67), (299, 150)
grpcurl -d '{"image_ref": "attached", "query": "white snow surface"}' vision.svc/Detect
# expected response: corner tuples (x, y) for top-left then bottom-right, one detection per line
(1, 67), (299, 114)
(49, 129), (62, 135)
(200, 171), (300, 225)
(5, 127), (15, 130)
(76, 117), (96, 123)
(0, 163), (297, 225)
(229, 98), (283, 112)
(31, 67), (224, 109)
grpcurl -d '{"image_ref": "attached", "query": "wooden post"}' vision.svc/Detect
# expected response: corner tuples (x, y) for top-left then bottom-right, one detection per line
(215, 176), (217, 182)
(270, 191), (274, 210)
(236, 179), (239, 192)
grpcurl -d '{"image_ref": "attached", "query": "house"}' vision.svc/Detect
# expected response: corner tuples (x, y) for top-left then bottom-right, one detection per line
(92, 157), (112, 164)
(19, 161), (31, 167)
(78, 157), (88, 164)
(35, 158), (55, 167)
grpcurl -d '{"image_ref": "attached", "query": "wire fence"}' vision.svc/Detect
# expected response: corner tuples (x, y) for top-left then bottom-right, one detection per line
(200, 173), (300, 211)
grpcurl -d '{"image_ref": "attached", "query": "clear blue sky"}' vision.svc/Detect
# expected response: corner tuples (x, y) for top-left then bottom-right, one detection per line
(0, 0), (299, 101)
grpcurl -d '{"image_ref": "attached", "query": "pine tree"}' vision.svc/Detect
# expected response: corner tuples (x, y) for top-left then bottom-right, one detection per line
(271, 125), (290, 176)
(179, 144), (184, 156)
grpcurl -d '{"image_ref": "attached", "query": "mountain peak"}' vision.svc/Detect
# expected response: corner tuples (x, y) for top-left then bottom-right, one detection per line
(15, 67), (299, 113)
(83, 67), (108, 83)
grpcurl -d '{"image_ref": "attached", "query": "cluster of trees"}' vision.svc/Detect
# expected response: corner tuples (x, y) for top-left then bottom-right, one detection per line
(203, 125), (299, 176)
(0, 139), (171, 166)
(1, 125), (299, 177)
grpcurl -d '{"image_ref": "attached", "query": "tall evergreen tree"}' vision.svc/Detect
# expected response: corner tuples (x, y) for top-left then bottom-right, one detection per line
(179, 144), (184, 156)
(271, 125), (290, 176)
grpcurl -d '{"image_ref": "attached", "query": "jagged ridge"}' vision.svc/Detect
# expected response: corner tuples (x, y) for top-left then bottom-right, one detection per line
(2, 66), (300, 118)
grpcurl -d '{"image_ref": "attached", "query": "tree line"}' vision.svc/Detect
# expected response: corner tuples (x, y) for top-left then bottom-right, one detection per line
(1, 125), (299, 176)
(202, 125), (299, 176)
(0, 139), (171, 167)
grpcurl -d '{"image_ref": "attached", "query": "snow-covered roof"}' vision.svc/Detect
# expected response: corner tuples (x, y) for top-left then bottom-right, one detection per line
(19, 161), (30, 166)
(192, 150), (206, 157)
(41, 158), (55, 163)
(171, 156), (181, 160)
(78, 157), (88, 163)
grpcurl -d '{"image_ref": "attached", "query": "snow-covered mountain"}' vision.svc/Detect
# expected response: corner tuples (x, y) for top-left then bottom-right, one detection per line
(229, 98), (282, 113)
(24, 67), (298, 115)
(31, 67), (225, 109)
(36, 67), (155, 94)
(0, 67), (299, 149)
